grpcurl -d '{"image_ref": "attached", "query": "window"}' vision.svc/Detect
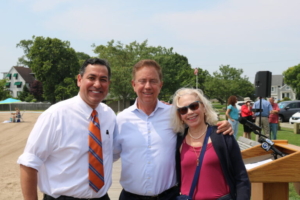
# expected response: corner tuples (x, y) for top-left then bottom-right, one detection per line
(5, 82), (10, 87)
(14, 82), (22, 88)
(6, 73), (11, 80)
(271, 87), (274, 92)
(13, 73), (18, 79)
(286, 86), (290, 90)
(288, 103), (297, 108)
(287, 93), (290, 98)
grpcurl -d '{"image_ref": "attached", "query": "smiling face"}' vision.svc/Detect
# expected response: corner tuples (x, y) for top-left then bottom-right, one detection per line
(177, 94), (206, 129)
(131, 66), (163, 109)
(77, 64), (110, 109)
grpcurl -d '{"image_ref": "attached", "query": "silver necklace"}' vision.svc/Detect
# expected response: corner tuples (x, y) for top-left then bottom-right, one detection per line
(188, 124), (208, 140)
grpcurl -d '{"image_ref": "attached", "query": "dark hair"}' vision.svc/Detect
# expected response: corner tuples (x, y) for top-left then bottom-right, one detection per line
(80, 58), (111, 80)
(132, 59), (163, 81)
(227, 95), (237, 106)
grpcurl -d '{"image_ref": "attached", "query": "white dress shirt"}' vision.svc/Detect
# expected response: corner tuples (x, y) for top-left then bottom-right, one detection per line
(113, 100), (177, 196)
(17, 95), (116, 198)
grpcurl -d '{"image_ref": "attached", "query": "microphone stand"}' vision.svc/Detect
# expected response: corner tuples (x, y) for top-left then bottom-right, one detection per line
(251, 129), (285, 159)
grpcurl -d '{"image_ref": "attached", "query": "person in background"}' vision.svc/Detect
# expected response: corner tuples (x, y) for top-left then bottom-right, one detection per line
(11, 107), (21, 122)
(17, 58), (115, 200)
(240, 97), (254, 139)
(226, 95), (239, 138)
(269, 97), (280, 140)
(252, 97), (273, 141)
(113, 59), (233, 200)
(172, 88), (251, 200)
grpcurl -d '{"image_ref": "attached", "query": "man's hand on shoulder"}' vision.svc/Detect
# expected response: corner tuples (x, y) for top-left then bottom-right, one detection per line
(216, 120), (233, 135)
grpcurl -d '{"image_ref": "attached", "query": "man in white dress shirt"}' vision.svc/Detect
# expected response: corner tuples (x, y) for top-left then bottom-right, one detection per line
(17, 58), (116, 200)
(113, 59), (232, 200)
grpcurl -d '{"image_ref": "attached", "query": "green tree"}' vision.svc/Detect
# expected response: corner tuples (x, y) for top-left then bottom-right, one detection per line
(0, 80), (11, 100)
(55, 77), (79, 101)
(283, 63), (300, 99)
(17, 85), (30, 101)
(17, 36), (80, 103)
(30, 80), (44, 102)
(93, 40), (192, 107)
(154, 53), (195, 101)
(204, 65), (254, 104)
(16, 37), (34, 66)
(76, 52), (91, 66)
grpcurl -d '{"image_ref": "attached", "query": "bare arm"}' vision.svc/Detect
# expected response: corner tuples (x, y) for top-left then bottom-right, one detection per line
(20, 165), (38, 200)
(225, 109), (233, 121)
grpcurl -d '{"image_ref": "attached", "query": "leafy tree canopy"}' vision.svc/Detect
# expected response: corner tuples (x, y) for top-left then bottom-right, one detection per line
(204, 65), (254, 104)
(17, 36), (80, 103)
(17, 85), (30, 101)
(93, 40), (194, 105)
(0, 79), (11, 100)
(283, 63), (300, 99)
(30, 80), (44, 102)
(76, 52), (91, 66)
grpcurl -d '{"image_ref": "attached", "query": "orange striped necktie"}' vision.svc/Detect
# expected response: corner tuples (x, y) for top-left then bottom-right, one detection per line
(89, 109), (104, 192)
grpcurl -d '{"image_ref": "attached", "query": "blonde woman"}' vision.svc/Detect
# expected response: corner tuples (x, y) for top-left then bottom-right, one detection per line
(171, 88), (250, 200)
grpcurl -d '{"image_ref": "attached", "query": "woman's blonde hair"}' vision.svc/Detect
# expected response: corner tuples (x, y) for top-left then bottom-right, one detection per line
(170, 88), (218, 133)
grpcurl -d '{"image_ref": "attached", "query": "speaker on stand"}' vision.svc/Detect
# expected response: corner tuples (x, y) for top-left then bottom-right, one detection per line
(255, 71), (272, 98)
(254, 71), (272, 139)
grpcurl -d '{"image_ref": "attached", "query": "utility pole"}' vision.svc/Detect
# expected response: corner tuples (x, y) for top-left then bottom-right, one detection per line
(194, 68), (198, 89)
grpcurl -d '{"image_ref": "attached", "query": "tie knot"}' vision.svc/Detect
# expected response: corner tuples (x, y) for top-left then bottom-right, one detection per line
(91, 110), (97, 118)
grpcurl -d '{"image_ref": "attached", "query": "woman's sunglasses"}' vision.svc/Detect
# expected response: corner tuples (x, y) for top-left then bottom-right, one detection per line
(177, 101), (201, 115)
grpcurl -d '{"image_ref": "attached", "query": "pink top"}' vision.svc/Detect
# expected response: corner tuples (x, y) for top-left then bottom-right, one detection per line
(269, 103), (280, 123)
(180, 140), (229, 200)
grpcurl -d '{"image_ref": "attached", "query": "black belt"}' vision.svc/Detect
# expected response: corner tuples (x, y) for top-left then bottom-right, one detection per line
(123, 186), (178, 200)
(43, 193), (109, 200)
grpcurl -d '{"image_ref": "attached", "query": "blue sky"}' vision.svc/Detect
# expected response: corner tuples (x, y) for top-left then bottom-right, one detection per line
(1, 0), (299, 83)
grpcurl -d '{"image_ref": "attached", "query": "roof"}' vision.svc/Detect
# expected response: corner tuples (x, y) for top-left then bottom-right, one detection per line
(13, 66), (35, 84)
(272, 75), (284, 86)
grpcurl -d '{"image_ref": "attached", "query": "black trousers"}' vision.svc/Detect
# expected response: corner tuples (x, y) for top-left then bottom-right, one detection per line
(43, 193), (110, 200)
(119, 186), (179, 200)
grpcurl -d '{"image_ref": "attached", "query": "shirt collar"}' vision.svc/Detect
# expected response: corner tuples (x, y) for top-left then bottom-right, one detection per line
(129, 98), (166, 114)
(76, 94), (101, 120)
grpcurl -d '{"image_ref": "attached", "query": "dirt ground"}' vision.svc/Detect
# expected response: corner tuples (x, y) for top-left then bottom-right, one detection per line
(0, 112), (44, 199)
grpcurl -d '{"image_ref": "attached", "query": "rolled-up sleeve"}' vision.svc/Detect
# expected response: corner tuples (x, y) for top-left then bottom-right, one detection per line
(17, 111), (58, 171)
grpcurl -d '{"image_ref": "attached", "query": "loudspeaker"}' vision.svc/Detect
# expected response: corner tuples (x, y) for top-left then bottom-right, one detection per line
(255, 71), (272, 97)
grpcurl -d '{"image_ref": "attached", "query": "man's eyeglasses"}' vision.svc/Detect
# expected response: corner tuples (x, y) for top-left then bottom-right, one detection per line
(177, 101), (201, 115)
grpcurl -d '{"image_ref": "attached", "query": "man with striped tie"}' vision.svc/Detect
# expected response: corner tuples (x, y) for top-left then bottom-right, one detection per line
(18, 58), (116, 200)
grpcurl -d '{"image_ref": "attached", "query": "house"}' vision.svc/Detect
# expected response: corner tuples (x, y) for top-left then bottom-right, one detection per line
(271, 75), (296, 102)
(3, 66), (35, 98)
